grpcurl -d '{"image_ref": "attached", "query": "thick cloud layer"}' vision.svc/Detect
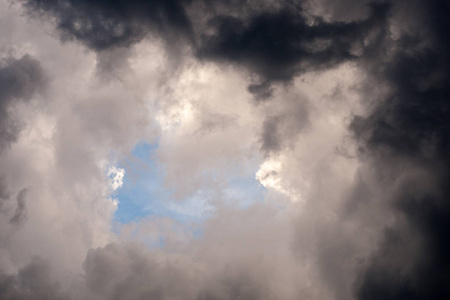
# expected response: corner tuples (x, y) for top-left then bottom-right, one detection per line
(0, 55), (46, 151)
(0, 54), (45, 248)
(1, 0), (449, 300)
(0, 257), (66, 300)
(21, 0), (193, 50)
(20, 0), (389, 98)
(350, 1), (450, 299)
(197, 2), (388, 97)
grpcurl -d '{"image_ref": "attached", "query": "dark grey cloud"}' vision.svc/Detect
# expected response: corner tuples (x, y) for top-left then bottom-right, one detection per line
(0, 257), (65, 300)
(0, 54), (44, 236)
(0, 54), (42, 243)
(21, 0), (193, 51)
(0, 55), (46, 151)
(197, 2), (388, 97)
(260, 93), (310, 154)
(247, 82), (273, 100)
(349, 0), (450, 299)
(20, 0), (389, 99)
(0, 179), (11, 213)
(0, 186), (29, 247)
(9, 188), (27, 228)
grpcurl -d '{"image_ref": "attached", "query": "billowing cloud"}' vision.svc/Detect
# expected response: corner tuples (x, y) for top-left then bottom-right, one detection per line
(0, 0), (449, 299)
(0, 257), (66, 300)
(197, 2), (388, 97)
(20, 0), (389, 98)
(349, 1), (450, 298)
(0, 54), (46, 151)
(20, 0), (193, 51)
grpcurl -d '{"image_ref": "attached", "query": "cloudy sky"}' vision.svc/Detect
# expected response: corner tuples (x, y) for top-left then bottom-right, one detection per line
(0, 0), (449, 299)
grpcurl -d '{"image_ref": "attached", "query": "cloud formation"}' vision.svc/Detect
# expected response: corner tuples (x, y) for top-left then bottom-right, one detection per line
(350, 1), (450, 298)
(0, 0), (449, 299)
(20, 0), (388, 98)
(0, 54), (46, 151)
(21, 0), (193, 50)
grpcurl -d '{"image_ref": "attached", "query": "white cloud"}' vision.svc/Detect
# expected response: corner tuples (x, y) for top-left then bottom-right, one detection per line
(255, 156), (302, 202)
(107, 165), (125, 192)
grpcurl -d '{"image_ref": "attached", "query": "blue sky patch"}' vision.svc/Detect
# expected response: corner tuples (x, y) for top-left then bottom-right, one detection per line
(113, 141), (266, 224)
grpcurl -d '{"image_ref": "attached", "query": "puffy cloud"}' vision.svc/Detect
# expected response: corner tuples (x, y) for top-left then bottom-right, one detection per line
(107, 166), (125, 192)
(0, 54), (46, 151)
(1, 0), (449, 300)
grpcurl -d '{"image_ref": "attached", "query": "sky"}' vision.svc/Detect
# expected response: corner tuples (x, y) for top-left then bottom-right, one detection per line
(0, 0), (449, 299)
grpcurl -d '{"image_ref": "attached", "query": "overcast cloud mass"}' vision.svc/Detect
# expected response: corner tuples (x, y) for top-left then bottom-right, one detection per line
(0, 0), (449, 299)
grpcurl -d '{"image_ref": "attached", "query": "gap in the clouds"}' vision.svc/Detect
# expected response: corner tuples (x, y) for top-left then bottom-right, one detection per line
(113, 141), (174, 224)
(113, 141), (267, 227)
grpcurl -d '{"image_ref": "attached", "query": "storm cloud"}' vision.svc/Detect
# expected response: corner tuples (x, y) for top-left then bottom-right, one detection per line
(350, 1), (450, 299)
(0, 0), (449, 299)
(20, 0), (193, 50)
(20, 0), (389, 97)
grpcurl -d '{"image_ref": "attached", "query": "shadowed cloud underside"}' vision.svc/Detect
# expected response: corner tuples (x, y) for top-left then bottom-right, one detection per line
(0, 0), (449, 299)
